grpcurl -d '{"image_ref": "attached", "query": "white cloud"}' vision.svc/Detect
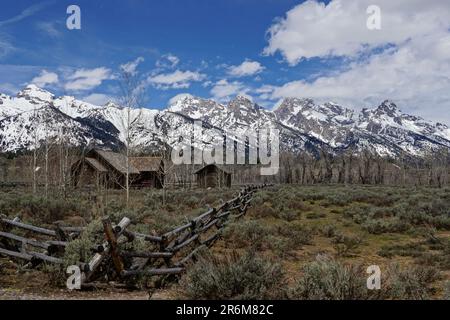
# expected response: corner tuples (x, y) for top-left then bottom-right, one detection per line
(31, 70), (59, 88)
(156, 54), (180, 69)
(264, 0), (450, 65)
(120, 57), (145, 75)
(261, 0), (450, 123)
(210, 79), (249, 102)
(263, 32), (450, 122)
(169, 93), (194, 105)
(147, 70), (206, 90)
(120, 57), (144, 75)
(83, 93), (113, 106)
(64, 67), (113, 91)
(228, 60), (265, 77)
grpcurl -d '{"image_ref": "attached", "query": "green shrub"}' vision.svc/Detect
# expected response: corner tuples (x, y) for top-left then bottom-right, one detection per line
(222, 220), (273, 250)
(320, 224), (338, 238)
(182, 251), (286, 299)
(386, 265), (440, 300)
(332, 234), (363, 257)
(63, 220), (103, 267)
(378, 243), (426, 259)
(251, 202), (278, 219)
(362, 218), (410, 234)
(268, 222), (314, 257)
(290, 258), (374, 300)
(278, 210), (300, 222)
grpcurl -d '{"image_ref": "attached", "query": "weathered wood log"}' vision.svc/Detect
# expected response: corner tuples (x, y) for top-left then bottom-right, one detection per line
(169, 234), (199, 253)
(91, 244), (105, 254)
(192, 208), (215, 223)
(102, 216), (124, 276)
(0, 218), (56, 237)
(197, 218), (219, 233)
(228, 204), (243, 211)
(163, 221), (193, 239)
(201, 231), (221, 247)
(0, 247), (33, 261)
(30, 251), (64, 264)
(0, 231), (50, 250)
(54, 225), (69, 242)
(121, 267), (184, 277)
(174, 244), (207, 267)
(47, 240), (68, 247)
(0, 247), (63, 265)
(216, 211), (231, 219)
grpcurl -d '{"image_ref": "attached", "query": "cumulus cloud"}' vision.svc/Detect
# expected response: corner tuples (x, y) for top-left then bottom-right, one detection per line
(264, 0), (450, 65)
(83, 93), (113, 106)
(120, 57), (144, 75)
(169, 93), (194, 105)
(210, 79), (249, 102)
(261, 0), (450, 123)
(228, 60), (265, 77)
(147, 70), (206, 90)
(64, 67), (113, 91)
(31, 70), (59, 88)
(262, 33), (450, 122)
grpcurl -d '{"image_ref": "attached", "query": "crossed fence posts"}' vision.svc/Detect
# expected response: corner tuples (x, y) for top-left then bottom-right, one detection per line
(0, 184), (273, 289)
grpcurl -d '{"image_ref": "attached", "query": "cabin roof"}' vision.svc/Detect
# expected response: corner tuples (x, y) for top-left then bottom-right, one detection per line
(94, 149), (140, 174)
(194, 164), (231, 175)
(129, 157), (163, 172)
(85, 157), (108, 173)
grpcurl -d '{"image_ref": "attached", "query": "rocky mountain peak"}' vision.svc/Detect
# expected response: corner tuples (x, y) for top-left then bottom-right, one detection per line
(227, 95), (262, 114)
(1, 86), (450, 157)
(17, 85), (54, 103)
(375, 100), (400, 116)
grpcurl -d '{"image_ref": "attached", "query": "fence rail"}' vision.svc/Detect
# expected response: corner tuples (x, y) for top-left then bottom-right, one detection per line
(0, 184), (272, 289)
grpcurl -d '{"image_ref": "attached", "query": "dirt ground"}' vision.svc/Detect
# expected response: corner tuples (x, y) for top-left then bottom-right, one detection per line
(0, 257), (184, 300)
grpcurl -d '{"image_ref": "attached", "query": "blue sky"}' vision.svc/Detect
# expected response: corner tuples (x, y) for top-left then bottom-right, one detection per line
(1, 0), (450, 123)
(0, 0), (313, 108)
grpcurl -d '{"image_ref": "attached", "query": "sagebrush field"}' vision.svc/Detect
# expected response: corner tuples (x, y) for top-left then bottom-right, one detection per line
(1, 185), (449, 300)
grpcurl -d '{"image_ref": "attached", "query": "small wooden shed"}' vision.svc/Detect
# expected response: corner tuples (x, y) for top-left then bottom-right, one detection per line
(194, 164), (232, 188)
(71, 149), (164, 189)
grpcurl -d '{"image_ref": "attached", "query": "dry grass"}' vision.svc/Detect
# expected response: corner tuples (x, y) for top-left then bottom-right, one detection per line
(1, 184), (449, 300)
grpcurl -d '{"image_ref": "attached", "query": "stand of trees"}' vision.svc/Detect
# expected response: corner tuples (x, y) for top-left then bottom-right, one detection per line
(1, 146), (450, 194)
(272, 149), (450, 187)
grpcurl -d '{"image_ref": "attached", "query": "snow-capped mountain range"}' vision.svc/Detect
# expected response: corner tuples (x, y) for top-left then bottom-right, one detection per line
(1, 84), (450, 158)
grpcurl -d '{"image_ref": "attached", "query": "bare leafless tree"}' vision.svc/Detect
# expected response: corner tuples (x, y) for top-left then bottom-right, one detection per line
(118, 67), (145, 205)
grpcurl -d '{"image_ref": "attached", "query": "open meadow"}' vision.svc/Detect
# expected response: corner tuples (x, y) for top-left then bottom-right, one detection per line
(1, 184), (449, 300)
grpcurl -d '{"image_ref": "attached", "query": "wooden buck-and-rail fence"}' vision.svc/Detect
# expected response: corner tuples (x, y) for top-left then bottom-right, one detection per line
(0, 184), (272, 289)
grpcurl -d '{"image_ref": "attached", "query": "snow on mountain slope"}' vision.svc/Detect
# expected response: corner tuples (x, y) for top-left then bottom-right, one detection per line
(275, 98), (355, 148)
(358, 100), (450, 156)
(1, 85), (449, 158)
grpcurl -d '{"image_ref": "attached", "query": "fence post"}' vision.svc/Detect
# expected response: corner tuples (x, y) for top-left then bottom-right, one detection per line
(102, 216), (124, 276)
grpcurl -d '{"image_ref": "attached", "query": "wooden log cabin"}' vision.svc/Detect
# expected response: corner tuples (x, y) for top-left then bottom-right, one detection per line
(194, 164), (232, 188)
(71, 149), (164, 189)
